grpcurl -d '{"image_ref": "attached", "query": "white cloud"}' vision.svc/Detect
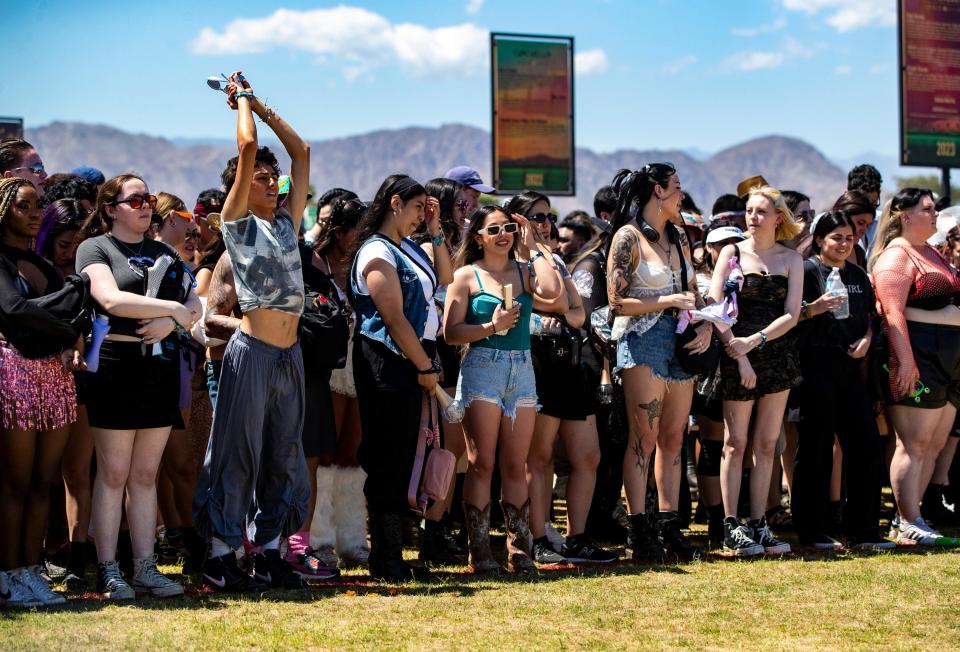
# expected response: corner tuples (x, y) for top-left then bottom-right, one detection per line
(834, 64), (852, 74)
(662, 55), (697, 75)
(722, 50), (785, 72)
(191, 6), (488, 79)
(575, 49), (609, 76)
(465, 0), (484, 14)
(870, 63), (891, 74)
(731, 17), (788, 37)
(781, 0), (895, 32)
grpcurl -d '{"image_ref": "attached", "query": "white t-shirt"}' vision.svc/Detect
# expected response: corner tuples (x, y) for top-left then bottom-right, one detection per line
(354, 238), (440, 341)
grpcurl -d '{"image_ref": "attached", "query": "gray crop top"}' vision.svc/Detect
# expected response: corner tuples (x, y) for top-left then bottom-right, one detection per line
(221, 212), (305, 315)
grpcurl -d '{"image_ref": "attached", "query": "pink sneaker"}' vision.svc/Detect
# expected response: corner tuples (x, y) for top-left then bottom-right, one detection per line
(288, 548), (340, 580)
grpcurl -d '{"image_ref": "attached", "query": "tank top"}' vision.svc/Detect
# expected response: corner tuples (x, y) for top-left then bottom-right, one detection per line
(466, 262), (533, 351)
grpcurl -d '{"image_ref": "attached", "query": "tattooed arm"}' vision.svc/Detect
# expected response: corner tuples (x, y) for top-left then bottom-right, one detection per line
(605, 227), (696, 317)
(204, 253), (242, 341)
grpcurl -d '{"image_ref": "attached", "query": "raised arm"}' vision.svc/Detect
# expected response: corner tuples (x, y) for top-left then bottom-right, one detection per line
(220, 73), (258, 223)
(247, 97), (309, 232)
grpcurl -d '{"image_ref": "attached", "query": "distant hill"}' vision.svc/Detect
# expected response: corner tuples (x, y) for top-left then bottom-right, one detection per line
(27, 122), (850, 213)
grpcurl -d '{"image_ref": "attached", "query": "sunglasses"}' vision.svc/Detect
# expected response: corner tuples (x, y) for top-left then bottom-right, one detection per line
(172, 210), (194, 223)
(557, 236), (571, 243)
(13, 162), (45, 175)
(481, 222), (519, 236)
(455, 199), (470, 211)
(528, 213), (555, 224)
(113, 194), (158, 210)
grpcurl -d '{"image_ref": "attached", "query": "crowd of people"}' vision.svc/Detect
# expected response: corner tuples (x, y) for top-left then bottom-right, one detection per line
(1, 71), (958, 607)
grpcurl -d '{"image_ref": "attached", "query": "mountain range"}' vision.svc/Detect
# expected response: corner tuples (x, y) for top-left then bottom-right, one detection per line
(28, 121), (860, 214)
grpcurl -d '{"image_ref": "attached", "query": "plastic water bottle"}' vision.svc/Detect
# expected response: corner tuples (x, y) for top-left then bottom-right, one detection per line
(85, 315), (110, 372)
(825, 267), (849, 319)
(530, 314), (544, 335)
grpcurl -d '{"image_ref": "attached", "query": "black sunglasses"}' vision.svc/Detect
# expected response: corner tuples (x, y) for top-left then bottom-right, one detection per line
(528, 213), (555, 224)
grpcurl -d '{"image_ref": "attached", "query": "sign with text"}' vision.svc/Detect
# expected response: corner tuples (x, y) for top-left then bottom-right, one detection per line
(900, 0), (960, 167)
(491, 33), (575, 195)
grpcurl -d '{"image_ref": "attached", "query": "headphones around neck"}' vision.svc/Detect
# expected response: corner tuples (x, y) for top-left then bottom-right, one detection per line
(628, 199), (677, 244)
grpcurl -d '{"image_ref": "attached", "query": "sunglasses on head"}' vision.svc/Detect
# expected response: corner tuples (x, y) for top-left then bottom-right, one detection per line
(528, 213), (555, 224)
(113, 194), (158, 210)
(481, 222), (519, 236)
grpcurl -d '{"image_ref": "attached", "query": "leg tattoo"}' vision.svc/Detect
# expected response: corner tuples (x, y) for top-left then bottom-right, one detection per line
(637, 398), (663, 430)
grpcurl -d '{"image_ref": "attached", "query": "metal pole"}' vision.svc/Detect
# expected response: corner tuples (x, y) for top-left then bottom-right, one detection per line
(942, 167), (951, 205)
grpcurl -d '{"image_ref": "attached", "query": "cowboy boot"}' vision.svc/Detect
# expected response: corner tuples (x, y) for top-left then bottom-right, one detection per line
(500, 499), (537, 573)
(463, 502), (501, 573)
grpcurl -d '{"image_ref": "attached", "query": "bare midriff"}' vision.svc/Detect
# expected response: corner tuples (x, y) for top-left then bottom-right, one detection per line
(240, 307), (299, 348)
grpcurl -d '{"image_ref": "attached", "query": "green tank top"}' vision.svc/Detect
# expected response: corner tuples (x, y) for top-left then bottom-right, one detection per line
(466, 262), (533, 351)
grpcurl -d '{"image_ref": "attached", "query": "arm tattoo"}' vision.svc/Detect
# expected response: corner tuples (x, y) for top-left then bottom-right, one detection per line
(607, 230), (637, 316)
(205, 254), (242, 340)
(637, 397), (663, 430)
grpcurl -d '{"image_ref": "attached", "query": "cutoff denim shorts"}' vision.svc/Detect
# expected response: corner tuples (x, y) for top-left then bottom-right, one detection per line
(616, 314), (693, 383)
(455, 347), (539, 419)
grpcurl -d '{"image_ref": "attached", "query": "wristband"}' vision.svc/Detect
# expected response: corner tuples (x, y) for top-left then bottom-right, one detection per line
(756, 331), (767, 350)
(800, 300), (808, 320)
(432, 233), (444, 247)
(235, 91), (255, 99)
(530, 251), (545, 265)
(418, 360), (442, 375)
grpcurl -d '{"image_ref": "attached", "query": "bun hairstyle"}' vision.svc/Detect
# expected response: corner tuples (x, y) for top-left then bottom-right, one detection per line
(746, 185), (803, 242)
(810, 210), (856, 254)
(609, 163), (680, 243)
(867, 187), (935, 271)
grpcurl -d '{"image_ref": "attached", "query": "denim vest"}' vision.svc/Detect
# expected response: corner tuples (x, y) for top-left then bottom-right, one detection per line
(350, 235), (432, 356)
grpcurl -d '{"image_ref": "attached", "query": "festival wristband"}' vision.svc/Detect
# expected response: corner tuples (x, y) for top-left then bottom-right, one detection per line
(418, 361), (442, 375)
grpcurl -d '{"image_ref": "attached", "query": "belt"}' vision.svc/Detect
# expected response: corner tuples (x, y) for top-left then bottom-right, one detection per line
(663, 308), (680, 318)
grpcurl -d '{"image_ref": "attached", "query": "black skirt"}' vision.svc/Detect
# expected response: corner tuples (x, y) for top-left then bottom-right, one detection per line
(85, 340), (184, 430)
(532, 337), (595, 421)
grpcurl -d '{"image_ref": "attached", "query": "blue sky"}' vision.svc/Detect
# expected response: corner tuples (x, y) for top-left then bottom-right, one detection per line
(5, 0), (898, 159)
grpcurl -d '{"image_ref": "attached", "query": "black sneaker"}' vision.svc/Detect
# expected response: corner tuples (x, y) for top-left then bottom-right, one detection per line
(806, 533), (843, 550)
(252, 549), (307, 590)
(532, 536), (567, 564)
(560, 534), (617, 564)
(657, 512), (702, 562)
(627, 513), (667, 563)
(202, 552), (268, 593)
(723, 517), (764, 557)
(749, 516), (791, 554)
(419, 520), (466, 565)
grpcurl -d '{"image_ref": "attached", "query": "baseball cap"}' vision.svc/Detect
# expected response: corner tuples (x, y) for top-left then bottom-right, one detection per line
(705, 226), (747, 245)
(445, 166), (495, 193)
(71, 166), (105, 186)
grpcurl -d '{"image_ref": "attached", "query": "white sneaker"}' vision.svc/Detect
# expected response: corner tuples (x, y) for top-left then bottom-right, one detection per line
(897, 517), (940, 546)
(0, 569), (41, 608)
(132, 555), (184, 597)
(544, 522), (566, 550)
(888, 514), (901, 540)
(20, 566), (66, 606)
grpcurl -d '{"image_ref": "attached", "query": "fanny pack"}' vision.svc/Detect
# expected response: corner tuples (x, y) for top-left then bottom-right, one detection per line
(407, 393), (456, 516)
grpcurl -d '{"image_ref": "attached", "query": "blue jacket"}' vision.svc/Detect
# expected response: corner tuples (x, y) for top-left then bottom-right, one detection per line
(350, 235), (432, 356)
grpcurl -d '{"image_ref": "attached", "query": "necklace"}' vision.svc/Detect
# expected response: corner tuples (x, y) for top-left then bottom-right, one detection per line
(109, 234), (146, 258)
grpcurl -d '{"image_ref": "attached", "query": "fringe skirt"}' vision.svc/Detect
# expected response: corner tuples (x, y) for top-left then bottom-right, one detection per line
(0, 341), (76, 431)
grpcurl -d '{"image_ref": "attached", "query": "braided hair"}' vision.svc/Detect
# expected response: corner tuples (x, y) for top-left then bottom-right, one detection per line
(0, 177), (31, 229)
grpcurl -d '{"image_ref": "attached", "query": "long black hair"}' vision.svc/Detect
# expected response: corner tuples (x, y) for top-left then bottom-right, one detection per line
(315, 196), (365, 257)
(353, 174), (426, 254)
(453, 205), (515, 268)
(504, 190), (550, 218)
(810, 210), (856, 254)
(609, 163), (679, 241)
(421, 177), (465, 247)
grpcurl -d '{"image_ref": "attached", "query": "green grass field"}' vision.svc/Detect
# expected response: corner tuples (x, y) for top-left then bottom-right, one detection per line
(2, 530), (958, 651)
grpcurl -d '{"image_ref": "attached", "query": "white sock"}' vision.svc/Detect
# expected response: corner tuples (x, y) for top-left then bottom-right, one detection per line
(210, 537), (232, 559)
(263, 536), (281, 551)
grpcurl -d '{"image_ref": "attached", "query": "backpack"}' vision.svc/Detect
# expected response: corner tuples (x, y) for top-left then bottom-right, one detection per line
(299, 271), (350, 372)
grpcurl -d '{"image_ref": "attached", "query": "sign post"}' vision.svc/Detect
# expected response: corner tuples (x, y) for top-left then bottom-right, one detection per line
(491, 33), (575, 196)
(899, 0), (960, 201)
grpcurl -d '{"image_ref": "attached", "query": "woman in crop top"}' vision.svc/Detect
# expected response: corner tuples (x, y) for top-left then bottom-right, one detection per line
(869, 187), (960, 545)
(75, 174), (200, 601)
(0, 178), (83, 608)
(606, 164), (713, 564)
(350, 174), (453, 581)
(443, 205), (564, 573)
(707, 185), (803, 557)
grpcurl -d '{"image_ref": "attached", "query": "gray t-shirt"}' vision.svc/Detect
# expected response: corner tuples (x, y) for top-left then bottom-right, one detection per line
(221, 212), (304, 315)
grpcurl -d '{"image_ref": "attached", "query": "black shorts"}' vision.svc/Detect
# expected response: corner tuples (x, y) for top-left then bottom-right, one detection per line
(692, 390), (723, 423)
(85, 340), (184, 430)
(303, 369), (337, 458)
(888, 321), (960, 410)
(532, 345), (595, 421)
(437, 336), (461, 389)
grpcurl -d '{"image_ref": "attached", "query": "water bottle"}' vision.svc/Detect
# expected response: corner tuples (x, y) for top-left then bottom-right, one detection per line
(825, 267), (849, 319)
(530, 313), (543, 335)
(85, 315), (110, 372)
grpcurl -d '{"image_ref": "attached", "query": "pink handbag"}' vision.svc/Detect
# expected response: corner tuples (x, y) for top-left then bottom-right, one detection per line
(408, 392), (456, 516)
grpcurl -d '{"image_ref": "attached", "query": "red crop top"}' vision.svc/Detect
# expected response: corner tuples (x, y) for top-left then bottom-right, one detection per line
(872, 243), (960, 399)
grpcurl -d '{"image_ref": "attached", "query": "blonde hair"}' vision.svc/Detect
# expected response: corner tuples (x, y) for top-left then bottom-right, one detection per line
(747, 185), (802, 242)
(866, 187), (935, 272)
(155, 191), (186, 218)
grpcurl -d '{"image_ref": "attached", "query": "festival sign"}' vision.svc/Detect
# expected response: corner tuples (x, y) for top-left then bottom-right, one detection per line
(491, 33), (575, 195)
(900, 0), (960, 167)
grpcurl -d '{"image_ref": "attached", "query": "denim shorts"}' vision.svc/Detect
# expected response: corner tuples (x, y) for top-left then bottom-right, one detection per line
(455, 347), (539, 419)
(616, 314), (693, 383)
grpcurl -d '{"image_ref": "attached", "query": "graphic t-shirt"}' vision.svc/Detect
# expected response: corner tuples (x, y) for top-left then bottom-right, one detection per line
(801, 258), (874, 350)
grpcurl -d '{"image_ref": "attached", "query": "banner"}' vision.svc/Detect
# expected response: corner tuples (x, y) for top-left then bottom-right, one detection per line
(900, 0), (960, 167)
(491, 33), (575, 195)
